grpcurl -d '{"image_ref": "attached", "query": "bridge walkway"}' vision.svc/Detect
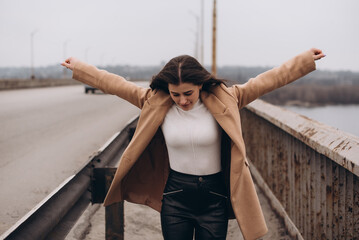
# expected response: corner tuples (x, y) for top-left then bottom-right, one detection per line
(68, 181), (292, 240)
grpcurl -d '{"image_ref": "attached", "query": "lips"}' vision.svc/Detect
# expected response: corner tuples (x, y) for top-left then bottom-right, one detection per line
(181, 104), (190, 108)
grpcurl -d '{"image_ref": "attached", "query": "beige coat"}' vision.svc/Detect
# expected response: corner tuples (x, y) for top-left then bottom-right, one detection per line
(73, 50), (315, 239)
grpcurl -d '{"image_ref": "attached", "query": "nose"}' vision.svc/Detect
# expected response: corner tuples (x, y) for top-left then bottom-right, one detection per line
(179, 96), (187, 105)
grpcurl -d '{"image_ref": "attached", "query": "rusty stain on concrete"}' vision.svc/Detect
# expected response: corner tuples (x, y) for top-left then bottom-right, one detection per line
(342, 142), (349, 150)
(301, 127), (318, 138)
(333, 140), (344, 151)
(333, 140), (352, 152)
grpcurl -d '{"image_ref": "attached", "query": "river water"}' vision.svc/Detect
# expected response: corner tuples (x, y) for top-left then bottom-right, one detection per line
(284, 105), (359, 137)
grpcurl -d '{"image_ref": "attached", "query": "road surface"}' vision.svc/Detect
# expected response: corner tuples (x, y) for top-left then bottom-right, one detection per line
(0, 84), (144, 234)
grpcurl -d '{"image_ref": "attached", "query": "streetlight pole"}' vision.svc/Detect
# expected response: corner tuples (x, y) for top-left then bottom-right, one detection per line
(189, 10), (200, 60)
(211, 0), (217, 76)
(30, 30), (37, 79)
(63, 40), (70, 79)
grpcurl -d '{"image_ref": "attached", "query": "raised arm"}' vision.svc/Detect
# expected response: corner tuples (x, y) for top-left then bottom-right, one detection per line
(230, 48), (325, 109)
(61, 57), (151, 109)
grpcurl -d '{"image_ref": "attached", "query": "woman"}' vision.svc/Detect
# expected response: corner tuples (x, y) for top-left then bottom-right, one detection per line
(62, 48), (325, 240)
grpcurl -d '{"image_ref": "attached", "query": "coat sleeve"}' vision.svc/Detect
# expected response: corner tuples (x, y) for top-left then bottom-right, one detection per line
(229, 50), (316, 109)
(72, 61), (151, 109)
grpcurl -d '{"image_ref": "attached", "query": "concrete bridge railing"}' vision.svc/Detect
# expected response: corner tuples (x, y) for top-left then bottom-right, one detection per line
(241, 99), (359, 240)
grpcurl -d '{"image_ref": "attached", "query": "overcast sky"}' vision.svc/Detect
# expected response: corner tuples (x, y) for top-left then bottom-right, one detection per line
(1, 0), (358, 72)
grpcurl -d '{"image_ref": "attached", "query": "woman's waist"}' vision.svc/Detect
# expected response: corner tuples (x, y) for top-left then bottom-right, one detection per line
(168, 168), (223, 183)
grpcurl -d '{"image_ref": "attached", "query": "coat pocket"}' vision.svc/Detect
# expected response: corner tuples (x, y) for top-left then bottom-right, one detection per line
(209, 191), (228, 199)
(163, 189), (184, 196)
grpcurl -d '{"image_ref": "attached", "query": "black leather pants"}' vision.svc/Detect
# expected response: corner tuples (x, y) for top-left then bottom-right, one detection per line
(161, 169), (228, 240)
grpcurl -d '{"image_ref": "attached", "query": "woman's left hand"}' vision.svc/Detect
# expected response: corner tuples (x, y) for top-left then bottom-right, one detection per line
(310, 48), (326, 61)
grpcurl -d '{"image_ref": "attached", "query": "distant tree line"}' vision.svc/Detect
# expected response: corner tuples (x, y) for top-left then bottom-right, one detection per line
(217, 66), (359, 105)
(259, 84), (359, 106)
(218, 66), (359, 86)
(1, 64), (359, 105)
(0, 65), (162, 80)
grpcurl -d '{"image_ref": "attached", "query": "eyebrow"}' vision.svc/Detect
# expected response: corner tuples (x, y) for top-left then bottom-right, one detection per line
(170, 90), (193, 94)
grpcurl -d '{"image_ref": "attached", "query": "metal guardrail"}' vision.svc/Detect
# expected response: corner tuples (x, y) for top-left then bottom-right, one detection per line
(0, 79), (81, 90)
(241, 99), (359, 240)
(1, 117), (137, 240)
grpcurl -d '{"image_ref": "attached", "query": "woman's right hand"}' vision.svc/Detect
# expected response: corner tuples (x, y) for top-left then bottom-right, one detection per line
(61, 57), (80, 71)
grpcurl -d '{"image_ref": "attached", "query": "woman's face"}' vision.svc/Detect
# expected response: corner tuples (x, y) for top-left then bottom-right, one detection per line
(168, 82), (202, 111)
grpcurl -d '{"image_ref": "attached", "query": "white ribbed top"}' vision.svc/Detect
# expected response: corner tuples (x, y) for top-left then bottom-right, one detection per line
(161, 100), (222, 175)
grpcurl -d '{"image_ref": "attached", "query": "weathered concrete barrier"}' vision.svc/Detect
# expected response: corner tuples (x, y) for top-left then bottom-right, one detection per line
(0, 78), (81, 90)
(241, 99), (359, 240)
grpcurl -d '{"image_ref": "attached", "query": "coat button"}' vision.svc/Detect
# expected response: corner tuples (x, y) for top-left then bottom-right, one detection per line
(198, 177), (203, 182)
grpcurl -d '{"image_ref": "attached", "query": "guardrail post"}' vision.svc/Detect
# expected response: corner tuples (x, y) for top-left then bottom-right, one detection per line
(92, 168), (124, 240)
(105, 201), (124, 240)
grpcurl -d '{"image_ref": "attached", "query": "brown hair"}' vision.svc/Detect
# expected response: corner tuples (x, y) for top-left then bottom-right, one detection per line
(150, 55), (226, 93)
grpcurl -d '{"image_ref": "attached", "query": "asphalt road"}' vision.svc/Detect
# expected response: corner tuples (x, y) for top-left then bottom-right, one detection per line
(0, 85), (145, 234)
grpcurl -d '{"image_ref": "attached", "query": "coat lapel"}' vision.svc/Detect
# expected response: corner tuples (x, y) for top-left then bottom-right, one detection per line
(201, 90), (243, 149)
(115, 91), (173, 180)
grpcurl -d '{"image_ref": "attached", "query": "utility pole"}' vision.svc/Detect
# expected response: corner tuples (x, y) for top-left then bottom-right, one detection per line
(30, 30), (37, 79)
(211, 0), (217, 76)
